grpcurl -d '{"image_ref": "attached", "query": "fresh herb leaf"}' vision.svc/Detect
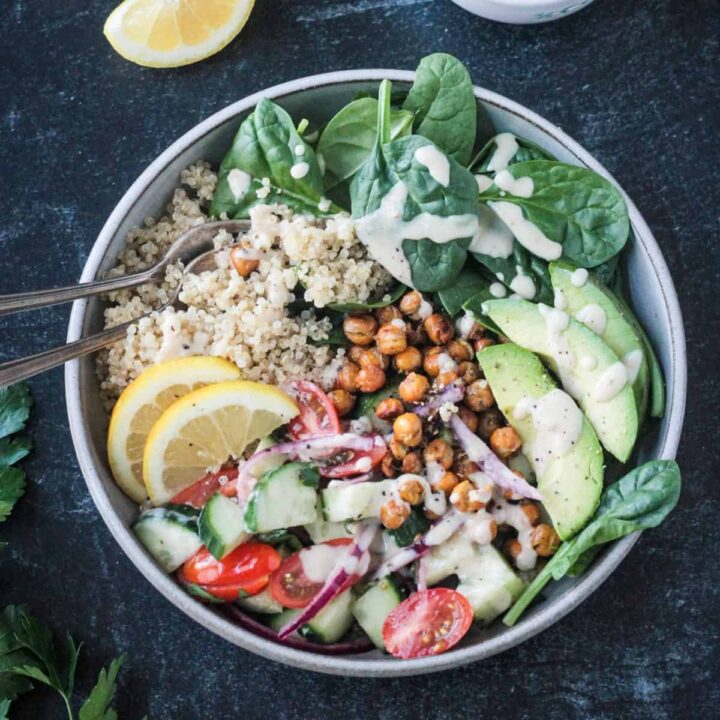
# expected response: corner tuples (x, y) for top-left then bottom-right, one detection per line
(403, 53), (477, 166)
(388, 508), (429, 547)
(435, 262), (492, 317)
(0, 385), (31, 440)
(0, 436), (32, 466)
(299, 464), (320, 488)
(503, 460), (681, 626)
(211, 99), (333, 218)
(0, 467), (26, 523)
(78, 656), (124, 720)
(471, 132), (555, 173)
(0, 698), (11, 719)
(478, 160), (630, 268)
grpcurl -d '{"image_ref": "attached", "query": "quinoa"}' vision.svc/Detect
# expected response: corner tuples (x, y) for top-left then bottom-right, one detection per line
(97, 162), (392, 409)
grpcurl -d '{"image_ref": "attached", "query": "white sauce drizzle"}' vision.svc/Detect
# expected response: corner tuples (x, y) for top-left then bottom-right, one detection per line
(464, 509), (496, 546)
(489, 282), (507, 298)
(622, 349), (644, 384)
(513, 390), (584, 476)
(294, 144), (306, 156)
(575, 303), (608, 335)
(537, 304), (581, 396)
(509, 270), (536, 299)
(227, 169), (252, 201)
(594, 361), (628, 402)
(414, 145), (450, 187)
(486, 132), (519, 172)
(290, 162), (310, 179)
(436, 353), (458, 374)
(318, 197), (331, 213)
(553, 288), (567, 311)
(475, 174), (494, 192)
(493, 169), (534, 198)
(394, 473), (447, 518)
(470, 205), (515, 259)
(418, 298), (433, 320)
(456, 312), (477, 339)
(580, 355), (598, 370)
(490, 491), (537, 571)
(488, 201), (563, 261)
(570, 268), (589, 287)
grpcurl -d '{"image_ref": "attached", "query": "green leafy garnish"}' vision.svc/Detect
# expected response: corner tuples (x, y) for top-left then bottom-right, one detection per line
(299, 464), (321, 488)
(388, 508), (429, 547)
(434, 262), (493, 317)
(78, 657), (125, 720)
(0, 384), (32, 532)
(470, 132), (555, 172)
(503, 460), (681, 626)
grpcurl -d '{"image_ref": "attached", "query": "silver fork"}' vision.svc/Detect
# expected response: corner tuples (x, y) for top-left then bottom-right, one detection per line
(0, 219), (251, 388)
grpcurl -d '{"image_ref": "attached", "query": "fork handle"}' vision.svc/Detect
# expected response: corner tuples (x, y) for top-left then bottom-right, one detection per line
(0, 268), (157, 317)
(0, 321), (132, 387)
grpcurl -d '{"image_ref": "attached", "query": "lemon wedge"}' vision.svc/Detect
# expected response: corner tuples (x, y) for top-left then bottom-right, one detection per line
(108, 357), (241, 502)
(143, 381), (298, 505)
(104, 0), (255, 68)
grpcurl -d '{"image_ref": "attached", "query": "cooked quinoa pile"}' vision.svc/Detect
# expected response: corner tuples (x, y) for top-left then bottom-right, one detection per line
(97, 161), (392, 409)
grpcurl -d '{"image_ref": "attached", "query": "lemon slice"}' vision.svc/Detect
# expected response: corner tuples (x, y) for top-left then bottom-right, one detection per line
(104, 0), (255, 68)
(108, 357), (241, 502)
(143, 381), (298, 505)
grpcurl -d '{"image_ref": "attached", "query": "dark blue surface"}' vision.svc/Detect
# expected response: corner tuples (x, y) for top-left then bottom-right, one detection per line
(1, 0), (718, 718)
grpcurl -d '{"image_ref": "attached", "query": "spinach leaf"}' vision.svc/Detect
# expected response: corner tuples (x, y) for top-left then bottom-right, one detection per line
(351, 378), (401, 421)
(211, 98), (332, 218)
(435, 262), (493, 317)
(326, 282), (406, 313)
(388, 508), (430, 547)
(462, 292), (503, 336)
(503, 459), (681, 626)
(591, 254), (619, 286)
(471, 132), (555, 173)
(403, 53), (477, 166)
(478, 160), (630, 268)
(316, 98), (413, 193)
(471, 242), (554, 305)
(403, 236), (471, 293)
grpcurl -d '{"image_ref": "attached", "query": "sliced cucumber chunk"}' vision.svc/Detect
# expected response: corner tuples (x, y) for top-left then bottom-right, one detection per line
(304, 500), (355, 543)
(244, 462), (318, 533)
(268, 590), (355, 643)
(352, 577), (403, 650)
(249, 436), (287, 478)
(133, 505), (201, 572)
(321, 479), (396, 522)
(237, 588), (283, 615)
(198, 493), (249, 560)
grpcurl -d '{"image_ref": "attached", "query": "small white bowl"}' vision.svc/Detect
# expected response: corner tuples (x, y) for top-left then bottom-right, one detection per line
(450, 0), (595, 24)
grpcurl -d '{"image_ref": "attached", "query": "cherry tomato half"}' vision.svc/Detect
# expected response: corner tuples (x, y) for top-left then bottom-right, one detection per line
(319, 442), (386, 478)
(269, 538), (353, 609)
(170, 467), (239, 508)
(286, 380), (341, 439)
(382, 588), (473, 659)
(181, 542), (281, 599)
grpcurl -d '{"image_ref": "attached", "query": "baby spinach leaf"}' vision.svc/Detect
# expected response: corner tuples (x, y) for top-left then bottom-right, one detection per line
(403, 237), (471, 293)
(462, 292), (503, 335)
(326, 283), (406, 313)
(503, 459), (681, 626)
(403, 53), (477, 166)
(478, 160), (630, 268)
(591, 254), (619, 286)
(435, 262), (492, 317)
(316, 98), (413, 193)
(211, 98), (332, 218)
(471, 132), (555, 173)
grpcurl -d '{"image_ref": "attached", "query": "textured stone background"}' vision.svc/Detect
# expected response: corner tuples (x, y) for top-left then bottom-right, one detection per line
(1, 0), (718, 718)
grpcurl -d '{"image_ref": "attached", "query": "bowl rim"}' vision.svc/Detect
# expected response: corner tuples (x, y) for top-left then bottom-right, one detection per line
(65, 69), (687, 677)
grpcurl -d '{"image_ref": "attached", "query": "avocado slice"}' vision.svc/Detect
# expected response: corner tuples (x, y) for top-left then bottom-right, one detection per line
(549, 260), (651, 419)
(479, 344), (603, 539)
(484, 298), (638, 462)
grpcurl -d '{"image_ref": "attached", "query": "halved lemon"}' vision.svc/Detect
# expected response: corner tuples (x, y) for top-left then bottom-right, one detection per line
(108, 357), (241, 502)
(143, 381), (298, 505)
(104, 0), (255, 68)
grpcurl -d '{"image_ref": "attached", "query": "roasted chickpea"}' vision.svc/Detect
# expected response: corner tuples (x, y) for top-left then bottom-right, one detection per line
(406, 324), (428, 346)
(380, 499), (410, 529)
(376, 305), (402, 325)
(477, 408), (504, 441)
(504, 538), (522, 562)
(531, 524), (561, 556)
(399, 290), (422, 317)
(381, 453), (397, 478)
(447, 339), (473, 362)
(401, 452), (423, 475)
(394, 346), (422, 373)
(398, 372), (430, 404)
(457, 406), (479, 434)
(424, 313), (454, 345)
(520, 501), (541, 526)
(457, 361), (481, 385)
(487, 519), (499, 542)
(474, 337), (496, 353)
(423, 346), (444, 378)
(433, 471), (460, 495)
(464, 379), (495, 412)
(359, 347), (389, 370)
(450, 480), (485, 512)
(456, 458), (480, 481)
(393, 412), (423, 447)
(356, 364), (386, 393)
(389, 437), (408, 461)
(376, 397), (404, 421)
(229, 247), (259, 278)
(465, 320), (485, 342)
(376, 322), (408, 356)
(490, 426), (522, 458)
(337, 362), (360, 393)
(436, 370), (459, 388)
(424, 438), (454, 470)
(343, 314), (377, 345)
(398, 476), (424, 504)
(328, 389), (355, 417)
(348, 344), (365, 364)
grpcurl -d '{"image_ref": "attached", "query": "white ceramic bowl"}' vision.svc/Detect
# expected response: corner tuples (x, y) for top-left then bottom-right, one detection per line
(450, 0), (595, 24)
(65, 69), (686, 677)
